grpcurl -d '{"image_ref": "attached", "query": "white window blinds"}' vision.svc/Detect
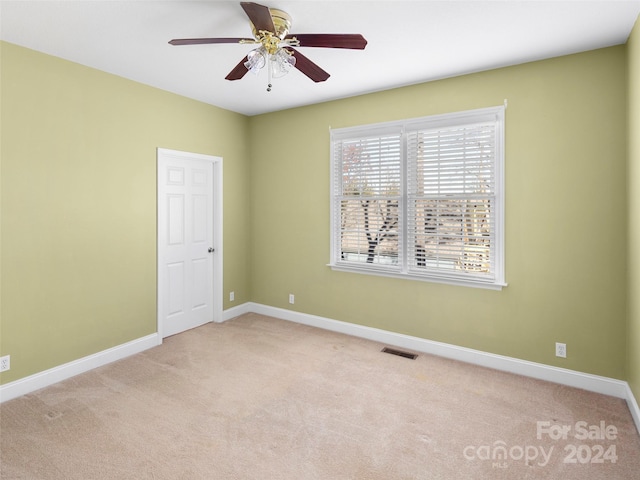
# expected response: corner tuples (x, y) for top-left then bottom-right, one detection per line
(407, 121), (497, 281)
(332, 127), (403, 269)
(330, 106), (505, 289)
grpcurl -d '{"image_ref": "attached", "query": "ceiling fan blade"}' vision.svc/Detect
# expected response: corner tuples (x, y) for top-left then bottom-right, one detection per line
(241, 2), (275, 33)
(169, 38), (253, 46)
(284, 48), (330, 83)
(225, 56), (250, 81)
(286, 33), (368, 50)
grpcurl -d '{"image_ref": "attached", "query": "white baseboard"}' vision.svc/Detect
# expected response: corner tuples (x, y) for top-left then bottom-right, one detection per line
(626, 383), (640, 437)
(3, 302), (640, 437)
(0, 333), (160, 403)
(222, 302), (253, 322)
(246, 302), (640, 434)
(0, 303), (243, 403)
(248, 303), (628, 397)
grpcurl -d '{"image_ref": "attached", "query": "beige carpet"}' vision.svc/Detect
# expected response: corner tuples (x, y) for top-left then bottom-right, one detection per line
(1, 313), (639, 479)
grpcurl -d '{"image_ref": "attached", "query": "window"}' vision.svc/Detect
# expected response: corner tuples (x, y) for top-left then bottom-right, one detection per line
(330, 106), (505, 289)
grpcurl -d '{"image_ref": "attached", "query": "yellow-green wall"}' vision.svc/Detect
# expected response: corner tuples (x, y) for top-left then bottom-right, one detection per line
(0, 42), (251, 383)
(0, 38), (635, 387)
(249, 46), (628, 379)
(628, 17), (640, 401)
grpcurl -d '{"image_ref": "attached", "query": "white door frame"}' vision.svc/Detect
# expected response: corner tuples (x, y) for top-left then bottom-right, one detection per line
(156, 148), (223, 340)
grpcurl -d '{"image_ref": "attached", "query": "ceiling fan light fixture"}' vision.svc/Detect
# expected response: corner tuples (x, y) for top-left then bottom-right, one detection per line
(244, 46), (267, 74)
(271, 48), (296, 78)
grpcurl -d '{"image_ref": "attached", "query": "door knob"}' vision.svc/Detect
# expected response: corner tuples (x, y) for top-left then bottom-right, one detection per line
(208, 247), (215, 253)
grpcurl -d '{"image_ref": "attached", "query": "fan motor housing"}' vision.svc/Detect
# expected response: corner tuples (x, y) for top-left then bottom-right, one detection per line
(250, 8), (292, 39)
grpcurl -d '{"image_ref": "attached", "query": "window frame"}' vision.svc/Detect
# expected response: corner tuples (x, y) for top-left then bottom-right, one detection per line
(329, 105), (506, 290)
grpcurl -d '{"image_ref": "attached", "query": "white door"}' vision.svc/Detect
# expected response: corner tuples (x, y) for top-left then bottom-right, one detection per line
(157, 149), (222, 338)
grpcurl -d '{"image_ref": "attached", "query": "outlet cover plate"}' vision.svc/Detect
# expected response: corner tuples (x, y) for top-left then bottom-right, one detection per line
(0, 355), (10, 372)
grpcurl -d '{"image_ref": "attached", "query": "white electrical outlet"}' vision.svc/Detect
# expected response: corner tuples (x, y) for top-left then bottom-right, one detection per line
(289, 294), (295, 304)
(230, 291), (235, 302)
(0, 355), (10, 373)
(555, 342), (567, 358)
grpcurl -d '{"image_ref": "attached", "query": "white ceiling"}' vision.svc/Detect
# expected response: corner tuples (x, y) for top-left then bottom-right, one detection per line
(2, 1), (640, 116)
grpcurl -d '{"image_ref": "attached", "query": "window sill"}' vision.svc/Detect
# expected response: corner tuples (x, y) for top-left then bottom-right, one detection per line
(328, 263), (507, 291)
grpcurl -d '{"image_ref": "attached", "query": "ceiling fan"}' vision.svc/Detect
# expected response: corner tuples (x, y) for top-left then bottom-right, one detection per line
(169, 2), (367, 90)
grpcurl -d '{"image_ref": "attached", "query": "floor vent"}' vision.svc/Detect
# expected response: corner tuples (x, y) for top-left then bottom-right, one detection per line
(381, 347), (418, 360)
